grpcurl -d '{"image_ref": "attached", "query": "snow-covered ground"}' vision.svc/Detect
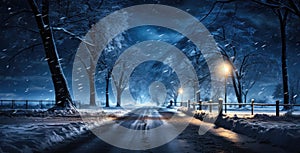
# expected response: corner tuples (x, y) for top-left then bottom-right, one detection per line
(0, 118), (87, 152)
(0, 108), (128, 153)
(210, 112), (300, 153)
(1, 107), (300, 153)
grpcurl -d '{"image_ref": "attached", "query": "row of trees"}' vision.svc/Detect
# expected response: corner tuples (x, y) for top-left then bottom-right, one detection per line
(3, 0), (116, 110)
(28, 0), (300, 109)
(204, 0), (300, 108)
(27, 0), (74, 110)
(3, 0), (299, 110)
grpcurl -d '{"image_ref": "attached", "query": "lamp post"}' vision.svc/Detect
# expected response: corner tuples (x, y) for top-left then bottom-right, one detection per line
(178, 88), (183, 106)
(223, 63), (230, 113)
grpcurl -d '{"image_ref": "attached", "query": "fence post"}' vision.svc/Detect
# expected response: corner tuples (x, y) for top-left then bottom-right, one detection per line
(77, 101), (81, 109)
(209, 100), (212, 113)
(218, 98), (223, 115)
(276, 100), (279, 116)
(187, 100), (190, 110)
(40, 100), (43, 109)
(251, 99), (254, 115)
(193, 102), (195, 110)
(26, 100), (28, 109)
(199, 100), (202, 110)
(12, 100), (15, 109)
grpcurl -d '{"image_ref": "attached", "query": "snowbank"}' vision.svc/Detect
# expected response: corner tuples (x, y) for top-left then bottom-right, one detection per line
(0, 121), (91, 153)
(0, 109), (80, 117)
(0, 108), (121, 153)
(213, 113), (300, 153)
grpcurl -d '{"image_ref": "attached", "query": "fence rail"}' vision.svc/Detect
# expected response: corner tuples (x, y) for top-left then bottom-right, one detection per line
(0, 100), (81, 109)
(1, 99), (299, 116)
(167, 99), (300, 116)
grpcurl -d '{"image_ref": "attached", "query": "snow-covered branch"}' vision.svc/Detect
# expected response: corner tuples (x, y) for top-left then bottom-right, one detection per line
(52, 27), (95, 46)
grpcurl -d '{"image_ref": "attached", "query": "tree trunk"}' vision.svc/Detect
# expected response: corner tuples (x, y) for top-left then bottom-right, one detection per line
(278, 9), (290, 109)
(88, 57), (96, 106)
(27, 0), (74, 109)
(244, 93), (247, 104)
(230, 71), (243, 107)
(105, 70), (110, 107)
(116, 90), (121, 107)
(174, 93), (178, 106)
(89, 73), (96, 106)
(237, 78), (243, 108)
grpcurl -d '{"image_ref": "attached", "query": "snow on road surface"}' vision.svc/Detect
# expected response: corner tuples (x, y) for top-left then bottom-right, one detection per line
(52, 120), (251, 153)
(51, 107), (285, 153)
(1, 107), (297, 153)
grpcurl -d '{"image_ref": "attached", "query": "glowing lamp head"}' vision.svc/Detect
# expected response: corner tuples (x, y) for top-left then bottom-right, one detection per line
(223, 63), (231, 76)
(178, 88), (183, 94)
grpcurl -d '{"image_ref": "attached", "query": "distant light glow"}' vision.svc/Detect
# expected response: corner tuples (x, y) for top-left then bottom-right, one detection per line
(223, 62), (231, 76)
(178, 88), (183, 94)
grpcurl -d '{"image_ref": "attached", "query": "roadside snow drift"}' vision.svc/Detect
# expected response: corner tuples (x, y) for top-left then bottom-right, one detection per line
(214, 114), (300, 152)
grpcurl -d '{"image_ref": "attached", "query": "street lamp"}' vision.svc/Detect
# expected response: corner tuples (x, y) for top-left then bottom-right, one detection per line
(178, 88), (183, 106)
(223, 63), (231, 113)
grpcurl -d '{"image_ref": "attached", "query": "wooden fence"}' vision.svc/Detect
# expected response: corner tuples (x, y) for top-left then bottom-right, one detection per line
(167, 99), (300, 116)
(0, 100), (81, 109)
(1, 99), (299, 116)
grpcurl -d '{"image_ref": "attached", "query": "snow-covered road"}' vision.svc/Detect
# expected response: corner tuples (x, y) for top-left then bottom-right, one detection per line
(50, 107), (260, 153)
(1, 108), (290, 153)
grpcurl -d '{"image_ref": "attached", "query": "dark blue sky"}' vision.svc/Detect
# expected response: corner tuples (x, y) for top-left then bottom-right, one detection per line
(0, 0), (299, 103)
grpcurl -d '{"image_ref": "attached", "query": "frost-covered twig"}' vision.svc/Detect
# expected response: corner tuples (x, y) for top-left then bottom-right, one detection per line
(52, 27), (95, 46)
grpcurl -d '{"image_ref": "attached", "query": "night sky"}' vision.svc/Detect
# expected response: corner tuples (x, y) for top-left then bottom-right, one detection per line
(0, 0), (299, 104)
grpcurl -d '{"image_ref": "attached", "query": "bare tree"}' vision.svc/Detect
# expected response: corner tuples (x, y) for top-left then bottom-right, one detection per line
(27, 0), (74, 110)
(105, 69), (112, 107)
(250, 0), (300, 109)
(111, 62), (127, 107)
(76, 28), (111, 106)
(51, 0), (104, 106)
(203, 0), (300, 109)
(97, 58), (112, 107)
(242, 78), (256, 104)
(76, 48), (96, 106)
(220, 48), (259, 106)
(3, 0), (119, 109)
(217, 26), (263, 107)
